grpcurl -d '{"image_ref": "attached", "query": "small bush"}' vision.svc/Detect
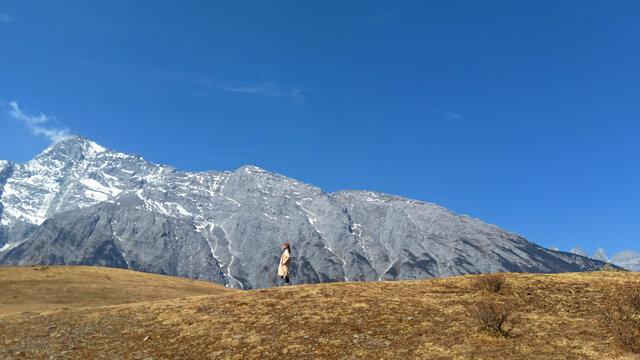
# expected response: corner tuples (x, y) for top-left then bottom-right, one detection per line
(600, 264), (616, 272)
(603, 280), (640, 353)
(472, 273), (507, 293)
(469, 300), (513, 338)
(600, 264), (626, 272)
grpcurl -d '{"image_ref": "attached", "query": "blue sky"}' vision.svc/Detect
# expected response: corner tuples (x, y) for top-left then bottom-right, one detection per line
(1, 1), (638, 257)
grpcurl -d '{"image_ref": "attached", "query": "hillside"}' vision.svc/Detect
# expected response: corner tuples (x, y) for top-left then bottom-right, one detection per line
(1, 266), (639, 359)
(0, 266), (231, 316)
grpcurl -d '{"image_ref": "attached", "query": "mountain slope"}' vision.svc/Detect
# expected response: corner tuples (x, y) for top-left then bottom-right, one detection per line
(0, 136), (610, 288)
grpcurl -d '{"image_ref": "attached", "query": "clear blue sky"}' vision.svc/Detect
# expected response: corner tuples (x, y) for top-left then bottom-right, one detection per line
(1, 1), (638, 257)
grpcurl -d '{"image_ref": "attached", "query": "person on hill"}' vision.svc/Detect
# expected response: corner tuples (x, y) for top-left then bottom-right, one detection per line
(278, 242), (291, 285)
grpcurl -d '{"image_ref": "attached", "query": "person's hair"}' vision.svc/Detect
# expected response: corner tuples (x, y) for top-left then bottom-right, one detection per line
(284, 242), (290, 248)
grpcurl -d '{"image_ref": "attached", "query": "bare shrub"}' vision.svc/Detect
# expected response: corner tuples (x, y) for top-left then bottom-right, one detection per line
(603, 280), (640, 353)
(472, 273), (507, 293)
(469, 300), (513, 338)
(600, 264), (616, 272)
(601, 264), (626, 272)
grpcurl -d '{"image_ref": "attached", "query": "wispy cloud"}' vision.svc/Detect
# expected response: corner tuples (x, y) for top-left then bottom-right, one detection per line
(161, 73), (308, 103)
(445, 112), (463, 119)
(0, 13), (13, 23)
(7, 101), (70, 142)
(217, 81), (307, 103)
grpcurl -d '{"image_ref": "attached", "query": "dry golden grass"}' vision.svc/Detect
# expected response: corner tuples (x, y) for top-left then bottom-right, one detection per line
(603, 280), (640, 353)
(1, 266), (640, 359)
(0, 265), (231, 315)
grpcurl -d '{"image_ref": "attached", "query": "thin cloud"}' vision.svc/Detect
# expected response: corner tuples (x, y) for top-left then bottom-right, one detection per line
(7, 101), (70, 142)
(194, 79), (307, 103)
(218, 81), (307, 103)
(0, 13), (13, 23)
(161, 73), (308, 103)
(445, 112), (463, 119)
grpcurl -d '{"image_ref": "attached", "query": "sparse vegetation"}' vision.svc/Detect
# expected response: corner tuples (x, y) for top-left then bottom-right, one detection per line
(601, 264), (616, 271)
(603, 280), (640, 353)
(469, 300), (514, 338)
(472, 273), (507, 293)
(1, 267), (639, 359)
(600, 264), (626, 272)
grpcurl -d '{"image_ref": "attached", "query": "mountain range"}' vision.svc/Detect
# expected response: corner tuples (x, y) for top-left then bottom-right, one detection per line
(0, 135), (622, 288)
(568, 246), (640, 272)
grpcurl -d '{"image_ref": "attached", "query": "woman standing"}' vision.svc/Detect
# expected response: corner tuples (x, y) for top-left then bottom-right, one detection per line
(278, 242), (291, 285)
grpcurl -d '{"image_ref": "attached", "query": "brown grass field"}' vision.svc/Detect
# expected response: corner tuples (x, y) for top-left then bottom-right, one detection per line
(1, 265), (639, 359)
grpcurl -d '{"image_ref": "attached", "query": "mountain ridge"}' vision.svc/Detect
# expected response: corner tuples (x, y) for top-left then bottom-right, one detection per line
(0, 135), (621, 288)
(552, 246), (640, 272)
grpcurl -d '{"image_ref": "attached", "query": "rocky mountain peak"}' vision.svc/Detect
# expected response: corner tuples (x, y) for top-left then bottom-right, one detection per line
(592, 248), (608, 262)
(0, 136), (615, 289)
(36, 134), (108, 162)
(610, 250), (640, 272)
(570, 247), (589, 257)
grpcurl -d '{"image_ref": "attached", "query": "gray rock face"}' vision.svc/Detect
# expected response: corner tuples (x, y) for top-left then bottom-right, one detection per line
(610, 250), (640, 272)
(0, 136), (611, 288)
(570, 247), (589, 257)
(1, 198), (225, 282)
(592, 248), (608, 263)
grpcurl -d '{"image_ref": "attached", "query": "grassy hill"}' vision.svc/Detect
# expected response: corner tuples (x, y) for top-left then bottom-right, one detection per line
(1, 266), (639, 359)
(0, 265), (231, 315)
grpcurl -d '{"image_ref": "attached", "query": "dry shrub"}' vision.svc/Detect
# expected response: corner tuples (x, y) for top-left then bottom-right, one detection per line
(603, 280), (640, 353)
(469, 300), (513, 338)
(601, 264), (626, 272)
(472, 273), (507, 293)
(600, 264), (617, 272)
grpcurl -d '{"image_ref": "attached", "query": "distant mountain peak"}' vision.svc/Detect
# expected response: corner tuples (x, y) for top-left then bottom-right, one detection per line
(237, 164), (269, 174)
(38, 134), (108, 160)
(570, 247), (588, 257)
(592, 248), (608, 262)
(610, 250), (640, 272)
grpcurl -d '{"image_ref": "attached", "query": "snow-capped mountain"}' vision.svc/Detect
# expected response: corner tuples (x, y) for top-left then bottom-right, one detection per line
(0, 136), (610, 288)
(591, 248), (609, 263)
(552, 247), (640, 272)
(570, 247), (589, 257)
(610, 250), (640, 272)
